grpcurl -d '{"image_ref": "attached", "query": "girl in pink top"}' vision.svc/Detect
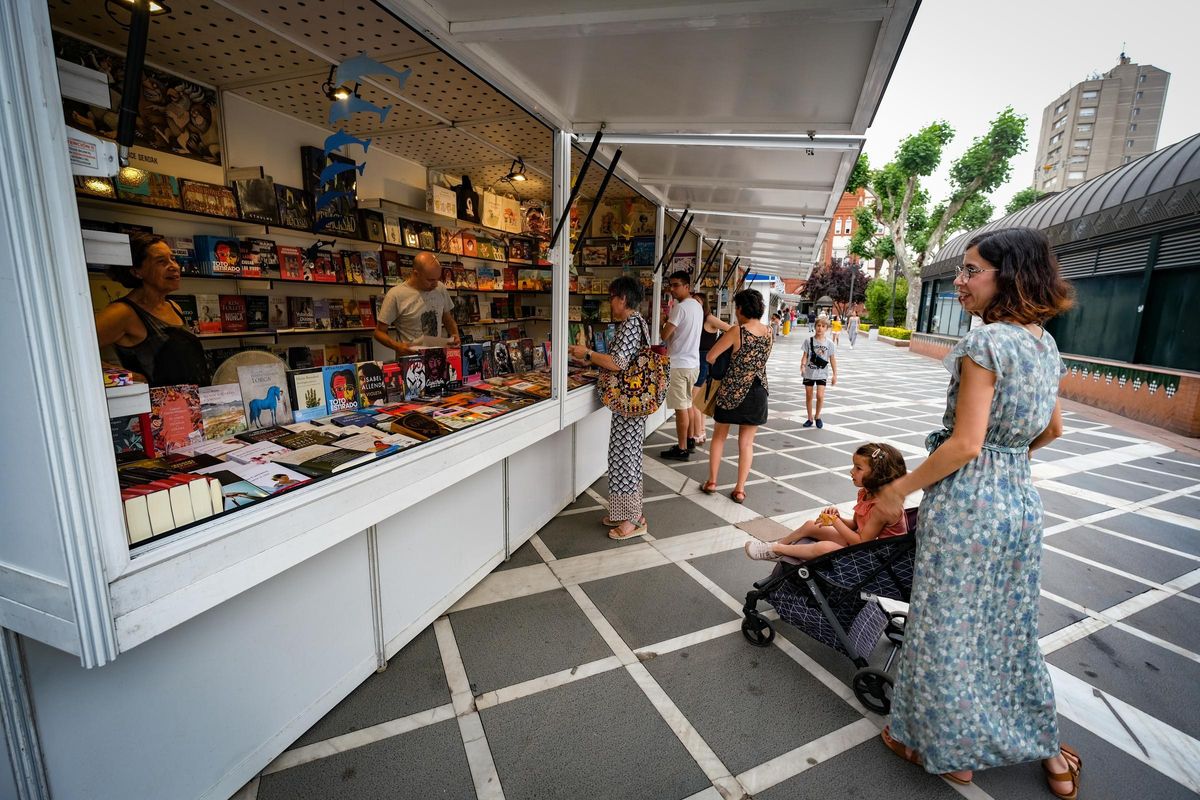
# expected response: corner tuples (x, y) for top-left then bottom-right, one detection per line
(745, 443), (909, 561)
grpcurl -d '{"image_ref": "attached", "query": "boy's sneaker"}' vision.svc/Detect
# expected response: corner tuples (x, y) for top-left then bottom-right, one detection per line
(686, 437), (697, 453)
(803, 420), (814, 428)
(744, 540), (780, 561)
(815, 419), (824, 428)
(660, 445), (690, 461)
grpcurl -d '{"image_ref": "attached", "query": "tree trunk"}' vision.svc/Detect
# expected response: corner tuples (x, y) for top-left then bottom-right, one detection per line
(905, 273), (922, 330)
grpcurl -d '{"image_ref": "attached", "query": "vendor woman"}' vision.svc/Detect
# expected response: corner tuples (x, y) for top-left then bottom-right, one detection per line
(94, 232), (211, 386)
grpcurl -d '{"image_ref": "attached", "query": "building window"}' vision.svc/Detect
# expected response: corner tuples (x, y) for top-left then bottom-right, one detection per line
(834, 218), (842, 235)
(1081, 90), (1099, 100)
(844, 217), (851, 234)
(1070, 154), (1087, 164)
(1076, 123), (1093, 133)
(1049, 133), (1063, 145)
(1048, 147), (1061, 159)
(1078, 107), (1096, 118)
(1123, 156), (1132, 164)
(1129, 123), (1138, 133)
(1073, 139), (1090, 150)
(1139, 73), (1147, 83)
(1054, 101), (1068, 115)
(1136, 90), (1144, 100)
(1068, 171), (1086, 180)
(1053, 116), (1066, 130)
(1128, 139), (1136, 148)
(1132, 107), (1141, 117)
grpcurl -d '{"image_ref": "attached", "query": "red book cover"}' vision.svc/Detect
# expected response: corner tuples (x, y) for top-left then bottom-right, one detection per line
(502, 267), (518, 291)
(149, 384), (203, 455)
(276, 245), (304, 281)
(312, 250), (338, 283)
(445, 346), (463, 389)
(461, 233), (477, 258)
(218, 294), (248, 332)
(360, 297), (377, 329)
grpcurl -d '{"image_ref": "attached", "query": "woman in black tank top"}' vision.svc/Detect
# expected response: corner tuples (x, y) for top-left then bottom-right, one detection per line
(94, 233), (211, 386)
(689, 293), (732, 446)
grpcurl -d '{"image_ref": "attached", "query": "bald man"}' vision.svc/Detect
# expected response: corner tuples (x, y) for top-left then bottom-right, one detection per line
(374, 251), (461, 357)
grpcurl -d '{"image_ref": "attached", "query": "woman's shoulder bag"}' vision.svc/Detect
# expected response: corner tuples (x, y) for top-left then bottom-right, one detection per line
(598, 317), (670, 417)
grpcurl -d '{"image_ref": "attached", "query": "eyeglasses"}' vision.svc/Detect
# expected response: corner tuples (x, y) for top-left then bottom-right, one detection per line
(955, 265), (998, 279)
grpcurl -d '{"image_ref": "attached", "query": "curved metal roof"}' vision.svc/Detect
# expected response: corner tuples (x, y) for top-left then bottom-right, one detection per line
(930, 133), (1200, 271)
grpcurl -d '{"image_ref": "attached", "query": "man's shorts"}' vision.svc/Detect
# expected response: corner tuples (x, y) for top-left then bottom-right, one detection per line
(668, 367), (700, 409)
(803, 378), (827, 387)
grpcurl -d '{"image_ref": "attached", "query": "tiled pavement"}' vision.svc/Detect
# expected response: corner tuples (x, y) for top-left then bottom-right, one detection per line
(242, 332), (1200, 800)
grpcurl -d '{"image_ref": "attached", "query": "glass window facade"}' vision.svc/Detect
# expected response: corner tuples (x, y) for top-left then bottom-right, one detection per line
(919, 278), (971, 338)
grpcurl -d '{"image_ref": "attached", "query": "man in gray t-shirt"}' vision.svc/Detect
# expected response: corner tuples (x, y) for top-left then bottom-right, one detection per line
(374, 251), (460, 357)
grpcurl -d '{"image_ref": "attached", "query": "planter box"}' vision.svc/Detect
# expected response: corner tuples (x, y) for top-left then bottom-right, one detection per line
(868, 328), (879, 341)
(878, 335), (910, 348)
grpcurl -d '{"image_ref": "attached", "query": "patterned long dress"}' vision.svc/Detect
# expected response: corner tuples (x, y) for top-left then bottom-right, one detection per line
(889, 322), (1067, 774)
(606, 313), (649, 523)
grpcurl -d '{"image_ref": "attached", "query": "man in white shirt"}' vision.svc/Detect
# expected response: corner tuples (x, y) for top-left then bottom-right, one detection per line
(374, 251), (461, 357)
(659, 270), (703, 460)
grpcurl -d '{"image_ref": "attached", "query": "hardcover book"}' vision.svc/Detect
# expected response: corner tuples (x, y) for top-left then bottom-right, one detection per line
(238, 237), (277, 278)
(172, 294), (199, 333)
(328, 298), (346, 329)
(165, 236), (198, 275)
(233, 425), (294, 444)
(149, 384), (204, 455)
(287, 296), (315, 329)
(444, 348), (463, 391)
(311, 249), (338, 283)
(532, 340), (547, 369)
(115, 168), (181, 209)
(492, 341), (513, 375)
(362, 252), (383, 285)
(359, 297), (377, 329)
(384, 215), (403, 245)
(288, 367), (329, 422)
(110, 413), (154, 462)
(476, 265), (501, 291)
(180, 180), (239, 218)
(274, 430), (340, 450)
(502, 267), (518, 291)
(233, 177), (279, 225)
(274, 183), (313, 230)
(461, 344), (483, 385)
(268, 294), (289, 329)
(237, 363), (293, 429)
(194, 236), (242, 275)
(357, 361), (387, 407)
(360, 209), (386, 243)
(508, 338), (528, 372)
(312, 298), (332, 330)
(381, 361), (405, 403)
(402, 220), (420, 249)
(480, 341), (495, 378)
(218, 294), (248, 333)
(323, 364), (360, 413)
(199, 383), (248, 439)
(275, 245), (305, 281)
(380, 249), (401, 284)
(420, 347), (447, 395)
(461, 233), (477, 258)
(194, 294), (223, 334)
(508, 237), (534, 264)
(399, 355), (425, 400)
(244, 295), (270, 330)
(276, 447), (379, 478)
(417, 223), (436, 251)
(227, 440), (289, 465)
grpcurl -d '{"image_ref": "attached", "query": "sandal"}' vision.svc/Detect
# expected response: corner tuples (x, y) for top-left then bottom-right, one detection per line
(730, 489), (746, 504)
(881, 728), (972, 786)
(700, 480), (717, 494)
(1043, 744), (1081, 800)
(608, 519), (648, 540)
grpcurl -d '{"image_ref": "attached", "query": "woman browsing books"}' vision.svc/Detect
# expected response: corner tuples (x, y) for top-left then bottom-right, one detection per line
(94, 232), (211, 386)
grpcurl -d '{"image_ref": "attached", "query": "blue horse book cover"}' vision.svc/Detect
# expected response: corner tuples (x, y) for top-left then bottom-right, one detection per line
(236, 363), (294, 430)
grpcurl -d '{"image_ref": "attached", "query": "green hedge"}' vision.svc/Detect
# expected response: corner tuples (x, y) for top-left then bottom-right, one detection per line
(859, 323), (871, 332)
(877, 326), (911, 340)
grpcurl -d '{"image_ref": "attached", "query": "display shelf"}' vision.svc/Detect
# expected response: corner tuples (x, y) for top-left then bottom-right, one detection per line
(104, 383), (150, 416)
(275, 326), (375, 335)
(85, 268), (385, 290)
(198, 330), (274, 339)
(460, 317), (550, 326)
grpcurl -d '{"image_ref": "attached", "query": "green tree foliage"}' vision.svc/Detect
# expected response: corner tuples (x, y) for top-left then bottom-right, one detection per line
(1005, 186), (1046, 214)
(865, 276), (908, 326)
(803, 262), (869, 317)
(848, 108), (1028, 327)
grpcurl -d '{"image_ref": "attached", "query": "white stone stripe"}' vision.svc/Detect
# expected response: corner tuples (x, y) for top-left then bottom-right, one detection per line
(680, 787), (724, 800)
(1137, 505), (1200, 531)
(1042, 545), (1167, 592)
(547, 542), (669, 586)
(1051, 665), (1200, 793)
(672, 561), (747, 615)
(1039, 584), (1195, 656)
(564, 583), (638, 665)
(527, 533), (556, 563)
(635, 619), (744, 659)
(625, 662), (743, 792)
(735, 718), (880, 796)
(648, 525), (751, 563)
(261, 703), (456, 775)
(473, 656), (623, 711)
(457, 711), (505, 800)
(433, 617), (476, 716)
(449, 563), (561, 613)
(769, 625), (865, 711)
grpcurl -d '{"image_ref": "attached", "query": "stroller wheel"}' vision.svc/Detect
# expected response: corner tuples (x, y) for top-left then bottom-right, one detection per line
(852, 667), (894, 715)
(741, 614), (775, 647)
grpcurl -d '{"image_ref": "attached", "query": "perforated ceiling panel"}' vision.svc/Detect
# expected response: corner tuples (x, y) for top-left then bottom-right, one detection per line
(238, 1), (434, 62)
(372, 128), (508, 169)
(377, 55), (523, 123)
(234, 73), (444, 135)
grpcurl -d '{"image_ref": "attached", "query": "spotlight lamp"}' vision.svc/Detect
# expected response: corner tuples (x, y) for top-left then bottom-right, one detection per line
(504, 157), (527, 183)
(106, 0), (171, 19)
(322, 66), (357, 102)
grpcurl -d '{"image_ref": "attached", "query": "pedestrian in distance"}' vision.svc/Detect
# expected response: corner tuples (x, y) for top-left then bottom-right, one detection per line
(831, 315), (843, 345)
(807, 308), (816, 333)
(801, 315), (837, 428)
(847, 310), (860, 349)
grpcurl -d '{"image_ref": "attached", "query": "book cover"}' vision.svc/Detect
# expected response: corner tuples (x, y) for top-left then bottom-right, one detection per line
(399, 355), (425, 400)
(343, 298), (363, 328)
(164, 236), (198, 275)
(328, 298), (346, 329)
(360, 296), (378, 329)
(286, 346), (315, 370)
(384, 215), (403, 245)
(418, 223), (436, 251)
(312, 298), (331, 330)
(380, 249), (401, 284)
(475, 265), (501, 291)
(380, 361), (405, 403)
(357, 361), (387, 407)
(480, 341), (495, 378)
(192, 235), (241, 276)
(444, 348), (463, 391)
(532, 340), (547, 369)
(218, 294), (248, 333)
(268, 294), (289, 330)
(233, 178), (279, 225)
(228, 440), (289, 465)
(115, 168), (181, 209)
(238, 237), (277, 278)
(286, 296), (315, 329)
(322, 364), (360, 413)
(274, 183), (313, 230)
(172, 294), (199, 333)
(180, 180), (239, 218)
(233, 425), (294, 444)
(110, 413), (154, 462)
(322, 344), (343, 365)
(276, 245), (304, 281)
(244, 295), (270, 330)
(508, 237), (534, 264)
(300, 146), (359, 237)
(360, 209), (386, 243)
(199, 383), (247, 439)
(420, 347), (447, 395)
(519, 338), (536, 371)
(237, 363), (293, 429)
(274, 430), (340, 450)
(362, 252), (383, 285)
(501, 267), (518, 291)
(508, 338), (528, 371)
(493, 341), (513, 375)
(344, 251), (365, 284)
(281, 447), (377, 478)
(461, 344), (483, 384)
(288, 367), (329, 422)
(212, 478), (270, 511)
(311, 250), (338, 283)
(149, 384), (203, 454)
(194, 294), (223, 334)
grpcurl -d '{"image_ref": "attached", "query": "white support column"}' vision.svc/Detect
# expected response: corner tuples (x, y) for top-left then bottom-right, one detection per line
(695, 235), (703, 286)
(651, 205), (665, 344)
(552, 130), (571, 426)
(717, 258), (726, 318)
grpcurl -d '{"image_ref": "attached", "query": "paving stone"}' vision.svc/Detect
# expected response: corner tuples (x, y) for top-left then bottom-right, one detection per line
(639, 495), (729, 539)
(1040, 550), (1151, 612)
(744, 452), (817, 479)
(1092, 463), (1199, 492)
(1054, 472), (1166, 503)
(688, 546), (776, 608)
(1037, 488), (1114, 520)
(737, 479), (821, 517)
(1092, 512), (1200, 556)
(1127, 456), (1200, 481)
(535, 511), (639, 559)
(754, 431), (809, 451)
(1045, 527), (1197, 584)
(494, 539), (543, 572)
(786, 446), (858, 469)
(1121, 594), (1200, 654)
(1153, 494), (1200, 518)
(783, 472), (857, 504)
(1038, 596), (1088, 638)
(670, 459), (741, 486)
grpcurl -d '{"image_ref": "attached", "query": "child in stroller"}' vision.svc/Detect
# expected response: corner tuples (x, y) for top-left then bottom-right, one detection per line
(743, 443), (909, 562)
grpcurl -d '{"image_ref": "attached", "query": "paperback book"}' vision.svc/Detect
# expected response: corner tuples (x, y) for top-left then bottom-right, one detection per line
(323, 364), (361, 413)
(288, 367), (329, 422)
(149, 384), (203, 455)
(381, 361), (405, 403)
(399, 355), (425, 400)
(274, 183), (313, 230)
(288, 296), (315, 329)
(276, 245), (305, 281)
(245, 295), (270, 331)
(218, 295), (248, 333)
(357, 361), (387, 407)
(237, 363), (293, 429)
(233, 177), (279, 225)
(420, 347), (447, 395)
(172, 294), (199, 333)
(194, 236), (241, 275)
(199, 383), (248, 439)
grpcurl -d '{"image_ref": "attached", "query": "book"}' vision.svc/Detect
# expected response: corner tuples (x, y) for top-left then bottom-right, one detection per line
(199, 460), (309, 494)
(311, 250), (338, 283)
(233, 177), (279, 225)
(245, 295), (270, 331)
(110, 413), (154, 462)
(420, 347), (447, 395)
(508, 237), (534, 264)
(234, 425), (294, 444)
(274, 430), (340, 450)
(476, 265), (501, 291)
(288, 367), (329, 422)
(519, 338), (536, 371)
(480, 341), (495, 379)
(275, 183), (313, 230)
(172, 294), (199, 333)
(380, 249), (401, 284)
(149, 384), (203, 455)
(180, 180), (239, 218)
(207, 475), (271, 511)
(115, 168), (180, 209)
(218, 295), (248, 333)
(276, 245), (304, 281)
(300, 146), (359, 237)
(194, 236), (242, 276)
(343, 251), (365, 284)
(312, 298), (331, 330)
(461, 344), (483, 385)
(359, 297), (377, 329)
(444, 347), (463, 391)
(532, 340), (547, 369)
(268, 294), (289, 330)
(323, 364), (360, 412)
(199, 383), (247, 439)
(380, 361), (405, 403)
(360, 209), (386, 243)
(228, 440), (289, 465)
(287, 296), (315, 329)
(493, 341), (515, 375)
(418, 223), (436, 250)
(399, 355), (425, 400)
(237, 363), (293, 429)
(362, 252), (383, 285)
(238, 237), (277, 278)
(356, 361), (387, 407)
(275, 446), (382, 478)
(333, 430), (419, 452)
(164, 236), (198, 275)
(180, 437), (246, 459)
(328, 298), (346, 329)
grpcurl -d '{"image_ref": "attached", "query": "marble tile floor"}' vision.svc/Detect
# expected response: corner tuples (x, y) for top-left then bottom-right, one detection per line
(241, 332), (1200, 800)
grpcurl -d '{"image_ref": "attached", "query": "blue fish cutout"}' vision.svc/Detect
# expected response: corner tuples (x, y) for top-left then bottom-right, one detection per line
(315, 190), (355, 212)
(323, 128), (372, 157)
(314, 216), (349, 233)
(335, 54), (412, 89)
(319, 160), (366, 186)
(328, 95), (392, 125)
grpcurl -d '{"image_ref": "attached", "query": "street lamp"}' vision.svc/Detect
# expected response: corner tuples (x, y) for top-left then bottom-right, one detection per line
(847, 260), (857, 321)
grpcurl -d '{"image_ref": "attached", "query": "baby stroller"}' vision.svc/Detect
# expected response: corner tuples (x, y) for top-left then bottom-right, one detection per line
(741, 508), (918, 714)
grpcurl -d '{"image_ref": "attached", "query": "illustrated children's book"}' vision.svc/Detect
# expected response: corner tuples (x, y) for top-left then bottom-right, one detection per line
(236, 363), (293, 430)
(322, 363), (361, 413)
(288, 367), (329, 423)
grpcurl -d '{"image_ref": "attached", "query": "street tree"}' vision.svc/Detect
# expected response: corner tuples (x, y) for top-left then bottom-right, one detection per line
(1005, 186), (1047, 214)
(848, 107), (1028, 328)
(802, 261), (869, 318)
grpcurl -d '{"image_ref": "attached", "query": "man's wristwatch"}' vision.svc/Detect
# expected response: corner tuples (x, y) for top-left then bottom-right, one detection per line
(584, 350), (592, 363)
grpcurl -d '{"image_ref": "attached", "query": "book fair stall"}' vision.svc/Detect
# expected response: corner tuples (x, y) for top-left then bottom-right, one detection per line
(0, 0), (908, 796)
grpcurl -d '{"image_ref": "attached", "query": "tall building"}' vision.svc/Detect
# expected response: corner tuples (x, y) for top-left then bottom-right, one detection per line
(822, 187), (869, 265)
(1033, 54), (1169, 193)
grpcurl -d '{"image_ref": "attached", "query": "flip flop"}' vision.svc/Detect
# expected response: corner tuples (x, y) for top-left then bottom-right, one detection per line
(700, 480), (717, 494)
(1043, 744), (1081, 800)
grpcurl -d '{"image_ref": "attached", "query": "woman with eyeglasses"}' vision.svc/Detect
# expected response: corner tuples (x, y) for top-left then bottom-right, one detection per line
(872, 228), (1081, 798)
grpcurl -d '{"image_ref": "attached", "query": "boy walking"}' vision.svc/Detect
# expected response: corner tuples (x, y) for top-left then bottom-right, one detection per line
(800, 315), (837, 428)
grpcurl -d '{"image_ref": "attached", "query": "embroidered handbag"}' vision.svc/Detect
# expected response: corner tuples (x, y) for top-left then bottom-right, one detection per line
(598, 318), (669, 417)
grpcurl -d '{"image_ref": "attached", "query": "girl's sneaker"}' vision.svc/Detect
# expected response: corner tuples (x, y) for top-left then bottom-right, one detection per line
(816, 419), (824, 428)
(744, 540), (780, 561)
(803, 420), (814, 428)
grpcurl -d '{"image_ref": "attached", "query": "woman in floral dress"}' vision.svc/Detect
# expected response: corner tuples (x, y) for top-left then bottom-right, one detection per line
(874, 228), (1082, 799)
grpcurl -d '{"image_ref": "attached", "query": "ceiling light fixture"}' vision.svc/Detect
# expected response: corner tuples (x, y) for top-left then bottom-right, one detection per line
(668, 208), (830, 224)
(504, 157), (527, 183)
(322, 66), (356, 102)
(105, 0), (171, 20)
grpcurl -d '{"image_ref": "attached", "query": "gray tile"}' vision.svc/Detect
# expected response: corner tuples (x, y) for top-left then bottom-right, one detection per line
(671, 458), (741, 486)
(754, 431), (809, 451)
(839, 421), (911, 438)
(1037, 489), (1113, 520)
(1122, 594), (1200, 654)
(787, 446), (858, 469)
(1128, 456), (1200, 481)
(883, 420), (938, 434)
(974, 715), (1197, 800)
(644, 633), (861, 775)
(586, 473), (676, 500)
(536, 512), (637, 559)
(787, 427), (858, 446)
(1153, 494), (1200, 518)
(746, 452), (817, 478)
(290, 627), (448, 749)
(784, 472), (857, 504)
(642, 496), (730, 539)
(451, 589), (614, 694)
(581, 563), (738, 650)
(1031, 447), (1077, 462)
(1047, 625), (1200, 740)
(886, 433), (934, 448)
(1059, 431), (1126, 448)
(262, 718), (472, 800)
(1093, 463), (1199, 492)
(481, 668), (710, 800)
(1054, 472), (1165, 503)
(756, 736), (963, 800)
(687, 547), (776, 609)
(1040, 550), (1150, 612)
(764, 417), (812, 432)
(1038, 596), (1087, 638)
(494, 540), (543, 572)
(1093, 513), (1200, 556)
(564, 491), (603, 511)
(1048, 438), (1109, 455)
(1046, 528), (1197, 584)
(736, 480), (819, 517)
(804, 412), (863, 426)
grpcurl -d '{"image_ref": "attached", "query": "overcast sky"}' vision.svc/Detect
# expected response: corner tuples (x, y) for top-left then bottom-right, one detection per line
(862, 0), (1199, 221)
